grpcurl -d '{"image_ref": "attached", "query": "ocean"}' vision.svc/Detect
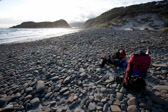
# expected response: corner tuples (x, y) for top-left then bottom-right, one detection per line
(0, 28), (80, 44)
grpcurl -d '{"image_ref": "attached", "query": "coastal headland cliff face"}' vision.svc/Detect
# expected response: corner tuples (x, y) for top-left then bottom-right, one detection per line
(84, 1), (168, 30)
(10, 19), (71, 28)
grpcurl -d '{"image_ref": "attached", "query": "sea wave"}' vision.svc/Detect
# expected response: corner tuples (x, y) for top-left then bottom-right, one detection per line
(0, 28), (80, 44)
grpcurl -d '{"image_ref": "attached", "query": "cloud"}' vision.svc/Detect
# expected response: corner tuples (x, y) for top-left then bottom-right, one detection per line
(0, 18), (21, 24)
(0, 18), (23, 27)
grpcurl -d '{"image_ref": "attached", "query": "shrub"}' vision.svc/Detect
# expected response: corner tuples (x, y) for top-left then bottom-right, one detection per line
(144, 28), (149, 30)
(158, 27), (168, 33)
(164, 22), (168, 27)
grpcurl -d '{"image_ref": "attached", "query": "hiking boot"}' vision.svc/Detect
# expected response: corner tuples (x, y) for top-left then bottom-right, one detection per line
(99, 64), (105, 67)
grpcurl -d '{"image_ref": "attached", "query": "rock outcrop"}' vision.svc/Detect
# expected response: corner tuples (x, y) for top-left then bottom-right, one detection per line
(11, 19), (71, 28)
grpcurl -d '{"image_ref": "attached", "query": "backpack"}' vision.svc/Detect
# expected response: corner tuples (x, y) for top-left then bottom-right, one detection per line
(123, 76), (146, 92)
(123, 53), (151, 84)
(115, 76), (146, 92)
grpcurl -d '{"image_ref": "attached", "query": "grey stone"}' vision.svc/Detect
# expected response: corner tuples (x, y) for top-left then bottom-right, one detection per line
(88, 95), (94, 101)
(121, 104), (127, 111)
(59, 87), (68, 94)
(51, 76), (59, 81)
(96, 106), (103, 110)
(127, 105), (140, 112)
(36, 80), (45, 92)
(101, 98), (107, 103)
(26, 87), (33, 93)
(127, 94), (134, 99)
(45, 92), (52, 99)
(152, 63), (168, 68)
(127, 97), (137, 105)
(55, 85), (61, 92)
(110, 105), (121, 112)
(50, 101), (56, 107)
(74, 107), (84, 112)
(116, 92), (123, 101)
(67, 95), (74, 103)
(101, 88), (107, 92)
(15, 92), (21, 98)
(103, 103), (109, 112)
(112, 84), (117, 88)
(30, 97), (40, 107)
(80, 72), (86, 77)
(79, 68), (85, 73)
(161, 70), (167, 74)
(139, 103), (150, 110)
(63, 90), (69, 95)
(113, 100), (121, 106)
(88, 102), (96, 111)
(24, 95), (32, 101)
(3, 103), (14, 111)
(120, 87), (126, 93)
(0, 95), (15, 107)
(63, 76), (71, 84)
(96, 68), (101, 72)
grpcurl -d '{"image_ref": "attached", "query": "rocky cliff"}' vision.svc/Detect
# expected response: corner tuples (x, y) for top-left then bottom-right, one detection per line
(11, 19), (71, 28)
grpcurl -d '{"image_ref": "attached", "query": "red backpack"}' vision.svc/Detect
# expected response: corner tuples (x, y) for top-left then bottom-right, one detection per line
(124, 53), (151, 84)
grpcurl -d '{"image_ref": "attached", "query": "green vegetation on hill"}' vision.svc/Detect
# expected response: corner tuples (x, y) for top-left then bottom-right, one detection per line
(84, 1), (168, 28)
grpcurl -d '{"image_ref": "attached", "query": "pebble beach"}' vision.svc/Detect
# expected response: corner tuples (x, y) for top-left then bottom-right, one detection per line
(0, 28), (168, 112)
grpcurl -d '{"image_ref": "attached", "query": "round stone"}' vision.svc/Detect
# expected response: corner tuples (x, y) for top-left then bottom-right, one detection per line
(127, 105), (140, 112)
(30, 98), (40, 107)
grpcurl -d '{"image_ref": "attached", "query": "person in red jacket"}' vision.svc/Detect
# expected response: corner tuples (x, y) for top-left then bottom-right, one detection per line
(123, 50), (151, 88)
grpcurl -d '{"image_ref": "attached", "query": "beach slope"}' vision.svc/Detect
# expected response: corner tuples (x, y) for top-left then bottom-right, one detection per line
(0, 28), (168, 112)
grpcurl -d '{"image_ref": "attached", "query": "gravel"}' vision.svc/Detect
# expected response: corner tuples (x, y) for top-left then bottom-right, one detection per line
(0, 28), (168, 111)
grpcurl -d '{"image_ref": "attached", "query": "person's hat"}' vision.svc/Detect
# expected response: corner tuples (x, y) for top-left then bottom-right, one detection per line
(120, 50), (126, 56)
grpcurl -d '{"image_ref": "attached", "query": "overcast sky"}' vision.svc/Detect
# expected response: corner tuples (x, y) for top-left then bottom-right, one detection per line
(0, 0), (160, 27)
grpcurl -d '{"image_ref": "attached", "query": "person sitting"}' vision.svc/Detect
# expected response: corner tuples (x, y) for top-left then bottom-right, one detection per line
(122, 50), (151, 91)
(99, 49), (127, 68)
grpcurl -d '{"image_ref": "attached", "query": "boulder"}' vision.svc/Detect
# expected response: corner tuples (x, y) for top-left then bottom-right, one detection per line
(103, 103), (109, 112)
(36, 80), (45, 92)
(88, 103), (96, 111)
(30, 98), (40, 107)
(110, 105), (121, 112)
(116, 92), (123, 101)
(127, 105), (140, 112)
(127, 97), (138, 105)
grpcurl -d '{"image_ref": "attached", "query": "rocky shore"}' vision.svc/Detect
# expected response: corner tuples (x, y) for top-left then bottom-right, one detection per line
(0, 28), (168, 112)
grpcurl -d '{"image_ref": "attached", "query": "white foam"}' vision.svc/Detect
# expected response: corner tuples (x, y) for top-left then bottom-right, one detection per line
(0, 28), (80, 44)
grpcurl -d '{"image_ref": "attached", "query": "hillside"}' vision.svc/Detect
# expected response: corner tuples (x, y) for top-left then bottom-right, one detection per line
(10, 19), (71, 28)
(84, 1), (168, 30)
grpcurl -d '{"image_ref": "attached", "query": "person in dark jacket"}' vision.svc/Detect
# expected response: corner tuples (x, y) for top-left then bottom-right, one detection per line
(99, 49), (127, 68)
